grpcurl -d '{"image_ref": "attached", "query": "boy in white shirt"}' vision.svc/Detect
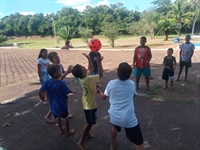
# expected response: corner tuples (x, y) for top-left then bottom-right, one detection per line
(97, 62), (144, 150)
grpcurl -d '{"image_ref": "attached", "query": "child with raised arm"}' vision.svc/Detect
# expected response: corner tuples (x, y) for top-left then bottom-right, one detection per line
(44, 52), (73, 122)
(37, 48), (50, 104)
(162, 48), (177, 89)
(72, 53), (103, 150)
(38, 64), (75, 136)
(97, 62), (144, 150)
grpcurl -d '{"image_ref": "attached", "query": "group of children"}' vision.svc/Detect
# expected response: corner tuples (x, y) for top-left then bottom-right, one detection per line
(37, 35), (195, 150)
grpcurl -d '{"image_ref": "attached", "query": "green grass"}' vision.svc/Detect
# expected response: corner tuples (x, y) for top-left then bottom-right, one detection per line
(1, 35), (199, 49)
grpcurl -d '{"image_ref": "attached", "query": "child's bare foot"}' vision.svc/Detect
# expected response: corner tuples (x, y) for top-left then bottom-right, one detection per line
(87, 134), (96, 139)
(110, 143), (116, 150)
(146, 88), (151, 91)
(44, 116), (55, 123)
(77, 142), (87, 150)
(42, 100), (48, 105)
(67, 129), (75, 137)
(59, 128), (64, 135)
(68, 114), (73, 118)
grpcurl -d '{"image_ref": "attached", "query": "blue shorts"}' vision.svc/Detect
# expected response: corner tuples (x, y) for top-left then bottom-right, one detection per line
(134, 66), (151, 77)
(84, 108), (98, 125)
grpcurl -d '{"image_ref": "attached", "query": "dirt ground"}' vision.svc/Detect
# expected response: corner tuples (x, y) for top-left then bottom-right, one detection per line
(0, 48), (200, 150)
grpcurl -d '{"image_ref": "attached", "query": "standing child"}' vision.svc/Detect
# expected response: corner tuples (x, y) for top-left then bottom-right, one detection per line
(38, 64), (75, 136)
(97, 62), (144, 150)
(37, 48), (50, 104)
(72, 53), (103, 150)
(162, 48), (177, 89)
(177, 35), (195, 81)
(89, 51), (102, 87)
(133, 36), (152, 91)
(43, 52), (73, 122)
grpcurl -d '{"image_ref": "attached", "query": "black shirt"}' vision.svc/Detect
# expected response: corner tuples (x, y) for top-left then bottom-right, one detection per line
(164, 56), (175, 69)
(89, 51), (101, 72)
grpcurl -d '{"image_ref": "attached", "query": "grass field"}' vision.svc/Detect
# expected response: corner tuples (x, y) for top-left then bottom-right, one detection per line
(1, 35), (199, 49)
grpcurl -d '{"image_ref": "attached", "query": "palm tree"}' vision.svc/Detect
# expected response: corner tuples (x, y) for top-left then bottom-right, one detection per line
(168, 0), (194, 36)
(57, 26), (76, 49)
(190, 0), (200, 35)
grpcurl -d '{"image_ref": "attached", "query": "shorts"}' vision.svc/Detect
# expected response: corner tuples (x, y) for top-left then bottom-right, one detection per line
(53, 110), (69, 120)
(91, 71), (98, 75)
(114, 123), (143, 145)
(180, 61), (192, 68)
(162, 68), (174, 81)
(40, 72), (51, 82)
(134, 66), (151, 77)
(84, 108), (98, 125)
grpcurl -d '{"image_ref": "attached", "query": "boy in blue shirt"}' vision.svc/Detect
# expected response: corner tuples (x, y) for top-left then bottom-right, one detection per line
(38, 64), (75, 136)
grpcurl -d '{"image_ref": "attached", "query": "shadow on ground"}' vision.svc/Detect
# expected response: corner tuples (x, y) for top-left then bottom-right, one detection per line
(1, 63), (200, 150)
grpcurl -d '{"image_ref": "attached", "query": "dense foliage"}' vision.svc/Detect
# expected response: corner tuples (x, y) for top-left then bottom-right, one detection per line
(0, 0), (199, 44)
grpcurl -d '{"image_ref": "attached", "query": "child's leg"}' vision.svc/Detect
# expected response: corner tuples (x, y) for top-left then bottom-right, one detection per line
(110, 125), (118, 150)
(64, 118), (75, 136)
(136, 76), (140, 90)
(135, 144), (144, 150)
(77, 124), (93, 150)
(44, 110), (55, 123)
(58, 117), (64, 134)
(170, 81), (174, 89)
(185, 66), (189, 81)
(177, 63), (184, 81)
(145, 77), (150, 91)
(164, 80), (168, 88)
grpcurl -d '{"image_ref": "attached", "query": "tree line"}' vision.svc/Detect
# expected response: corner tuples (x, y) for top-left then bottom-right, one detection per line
(0, 0), (199, 47)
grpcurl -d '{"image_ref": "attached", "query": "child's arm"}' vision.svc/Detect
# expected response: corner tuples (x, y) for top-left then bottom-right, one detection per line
(60, 65), (73, 80)
(96, 56), (104, 78)
(96, 88), (107, 100)
(38, 90), (45, 101)
(173, 57), (177, 70)
(37, 64), (43, 83)
(133, 49), (136, 68)
(146, 47), (152, 64)
(82, 53), (94, 73)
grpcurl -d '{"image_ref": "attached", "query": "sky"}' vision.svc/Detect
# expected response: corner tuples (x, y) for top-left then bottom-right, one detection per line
(0, 0), (155, 19)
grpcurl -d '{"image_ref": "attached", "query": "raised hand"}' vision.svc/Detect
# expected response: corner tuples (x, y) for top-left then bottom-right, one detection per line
(82, 53), (90, 59)
(96, 56), (104, 63)
(66, 65), (73, 73)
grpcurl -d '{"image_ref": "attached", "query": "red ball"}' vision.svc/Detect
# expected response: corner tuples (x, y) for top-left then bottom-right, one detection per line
(89, 39), (102, 52)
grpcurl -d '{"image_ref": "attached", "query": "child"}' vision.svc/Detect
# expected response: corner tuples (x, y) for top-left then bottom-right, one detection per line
(162, 48), (177, 89)
(72, 53), (103, 150)
(37, 48), (50, 104)
(177, 35), (195, 81)
(44, 52), (73, 122)
(133, 36), (152, 91)
(97, 62), (144, 150)
(38, 64), (75, 136)
(89, 50), (102, 87)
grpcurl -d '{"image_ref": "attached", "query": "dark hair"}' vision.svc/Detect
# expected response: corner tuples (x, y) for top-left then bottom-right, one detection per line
(186, 35), (191, 39)
(72, 64), (83, 78)
(117, 62), (132, 81)
(140, 36), (147, 41)
(48, 52), (58, 61)
(47, 64), (60, 77)
(38, 48), (47, 59)
(168, 48), (173, 52)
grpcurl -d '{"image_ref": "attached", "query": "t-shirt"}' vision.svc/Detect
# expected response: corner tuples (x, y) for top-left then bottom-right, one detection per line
(135, 46), (151, 68)
(89, 51), (101, 72)
(180, 43), (195, 61)
(164, 56), (175, 69)
(104, 79), (138, 128)
(79, 71), (99, 110)
(37, 58), (50, 72)
(40, 79), (72, 116)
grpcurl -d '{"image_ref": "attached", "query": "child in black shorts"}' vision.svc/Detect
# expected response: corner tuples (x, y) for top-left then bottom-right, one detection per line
(162, 48), (177, 89)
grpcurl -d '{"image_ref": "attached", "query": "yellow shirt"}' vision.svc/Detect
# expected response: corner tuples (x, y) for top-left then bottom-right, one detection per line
(79, 71), (99, 110)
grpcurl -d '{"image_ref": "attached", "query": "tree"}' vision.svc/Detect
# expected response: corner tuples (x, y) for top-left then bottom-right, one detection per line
(190, 0), (200, 35)
(168, 0), (194, 35)
(78, 27), (93, 46)
(57, 26), (76, 49)
(156, 18), (179, 40)
(0, 35), (8, 45)
(101, 22), (119, 47)
(151, 0), (172, 15)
